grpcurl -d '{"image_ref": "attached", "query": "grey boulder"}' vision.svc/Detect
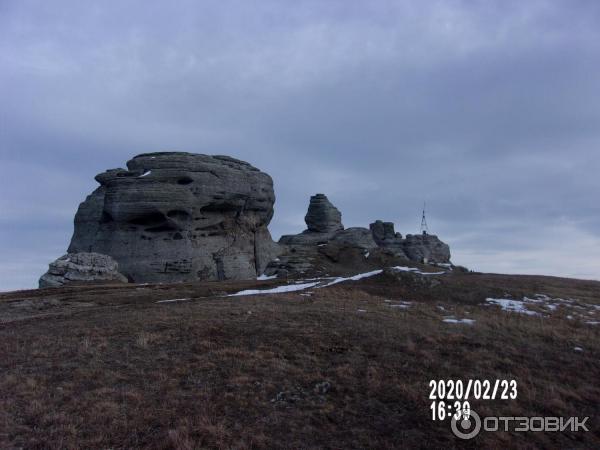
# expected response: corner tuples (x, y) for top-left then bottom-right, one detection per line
(39, 252), (128, 288)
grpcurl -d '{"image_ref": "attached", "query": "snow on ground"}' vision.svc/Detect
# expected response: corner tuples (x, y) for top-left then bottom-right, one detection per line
(573, 347), (583, 352)
(443, 318), (475, 324)
(156, 298), (191, 303)
(228, 281), (320, 297)
(257, 274), (277, 280)
(485, 298), (541, 316)
(390, 266), (445, 275)
(322, 270), (383, 287)
(139, 170), (151, 177)
(388, 301), (412, 309)
(486, 294), (600, 321)
(219, 266), (447, 297)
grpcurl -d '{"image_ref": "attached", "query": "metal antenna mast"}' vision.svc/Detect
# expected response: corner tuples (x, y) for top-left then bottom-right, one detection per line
(420, 201), (429, 235)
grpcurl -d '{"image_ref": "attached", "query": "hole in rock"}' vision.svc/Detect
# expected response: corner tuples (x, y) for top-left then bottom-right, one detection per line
(177, 177), (194, 185)
(128, 212), (166, 226)
(100, 211), (114, 223)
(201, 202), (241, 213)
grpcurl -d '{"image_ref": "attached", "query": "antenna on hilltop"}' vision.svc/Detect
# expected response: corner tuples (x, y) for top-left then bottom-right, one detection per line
(420, 201), (429, 235)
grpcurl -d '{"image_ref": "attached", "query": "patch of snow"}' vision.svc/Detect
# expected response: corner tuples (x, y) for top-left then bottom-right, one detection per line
(321, 270), (383, 287)
(566, 315), (574, 320)
(544, 304), (558, 311)
(389, 266), (445, 276)
(438, 305), (446, 311)
(257, 274), (277, 280)
(228, 281), (320, 297)
(485, 298), (540, 316)
(357, 309), (367, 313)
(139, 170), (151, 177)
(585, 321), (600, 325)
(317, 243), (327, 247)
(391, 266), (419, 272)
(156, 298), (191, 303)
(443, 318), (475, 325)
(364, 252), (370, 258)
(573, 347), (583, 352)
(389, 300), (412, 309)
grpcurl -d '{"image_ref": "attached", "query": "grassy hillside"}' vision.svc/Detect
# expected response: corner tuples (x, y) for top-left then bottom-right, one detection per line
(1, 270), (599, 449)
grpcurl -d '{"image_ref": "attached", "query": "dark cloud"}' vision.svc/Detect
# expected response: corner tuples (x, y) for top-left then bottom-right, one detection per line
(2, 0), (600, 290)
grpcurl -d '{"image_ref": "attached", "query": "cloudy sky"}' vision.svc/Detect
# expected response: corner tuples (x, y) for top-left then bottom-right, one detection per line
(1, 0), (600, 291)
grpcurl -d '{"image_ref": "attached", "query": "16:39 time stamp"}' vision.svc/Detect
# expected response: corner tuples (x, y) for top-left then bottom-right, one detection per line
(429, 379), (518, 421)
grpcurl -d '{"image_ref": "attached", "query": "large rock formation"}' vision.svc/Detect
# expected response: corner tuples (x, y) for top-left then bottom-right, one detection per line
(64, 152), (279, 283)
(39, 253), (128, 288)
(40, 153), (452, 286)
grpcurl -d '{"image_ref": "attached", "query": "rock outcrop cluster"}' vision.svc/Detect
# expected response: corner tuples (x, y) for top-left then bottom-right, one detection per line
(53, 152), (279, 284)
(40, 152), (452, 287)
(265, 194), (450, 277)
(39, 252), (128, 288)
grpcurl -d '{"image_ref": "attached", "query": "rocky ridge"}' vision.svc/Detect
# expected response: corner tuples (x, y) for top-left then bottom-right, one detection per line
(265, 194), (451, 277)
(40, 153), (451, 287)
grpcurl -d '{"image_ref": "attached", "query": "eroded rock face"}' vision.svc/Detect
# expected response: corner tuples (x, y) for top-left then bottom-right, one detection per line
(67, 152), (279, 283)
(402, 233), (450, 263)
(305, 194), (343, 233)
(331, 228), (377, 250)
(39, 253), (127, 288)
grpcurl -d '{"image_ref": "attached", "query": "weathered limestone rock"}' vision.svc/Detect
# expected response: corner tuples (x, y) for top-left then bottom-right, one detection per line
(39, 253), (127, 288)
(369, 221), (407, 258)
(279, 194), (344, 246)
(403, 233), (450, 263)
(331, 227), (377, 250)
(369, 221), (451, 263)
(305, 194), (343, 233)
(66, 152), (279, 283)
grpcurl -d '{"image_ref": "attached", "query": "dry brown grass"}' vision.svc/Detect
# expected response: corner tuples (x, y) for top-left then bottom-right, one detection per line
(0, 272), (599, 448)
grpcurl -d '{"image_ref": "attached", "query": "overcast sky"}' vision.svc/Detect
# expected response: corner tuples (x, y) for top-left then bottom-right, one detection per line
(1, 0), (600, 291)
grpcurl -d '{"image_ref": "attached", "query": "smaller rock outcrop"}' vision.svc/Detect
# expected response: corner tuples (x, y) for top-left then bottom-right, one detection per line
(39, 253), (128, 288)
(279, 194), (344, 246)
(266, 194), (452, 278)
(369, 221), (407, 257)
(402, 233), (450, 263)
(305, 194), (343, 233)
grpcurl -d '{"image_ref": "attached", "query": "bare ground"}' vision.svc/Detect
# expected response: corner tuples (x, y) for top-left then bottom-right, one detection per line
(1, 270), (599, 449)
